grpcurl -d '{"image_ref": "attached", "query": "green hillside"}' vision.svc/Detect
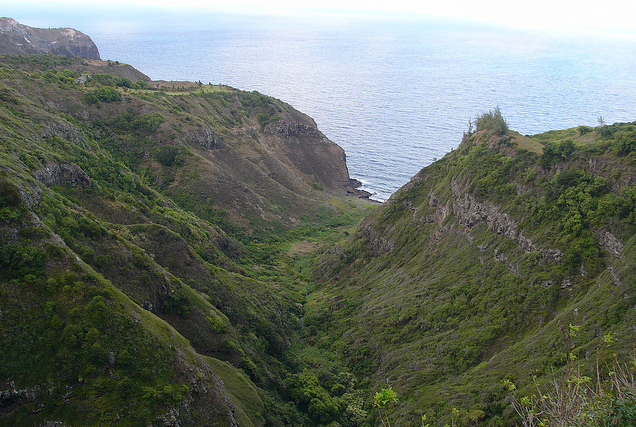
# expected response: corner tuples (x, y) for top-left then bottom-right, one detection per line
(309, 115), (636, 425)
(0, 54), (375, 425)
(1, 53), (635, 426)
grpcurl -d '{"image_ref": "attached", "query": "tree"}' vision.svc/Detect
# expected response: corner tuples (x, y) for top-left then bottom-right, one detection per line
(374, 387), (398, 427)
(475, 107), (509, 136)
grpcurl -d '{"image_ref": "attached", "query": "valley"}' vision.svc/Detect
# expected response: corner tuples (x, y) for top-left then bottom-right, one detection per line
(0, 53), (635, 426)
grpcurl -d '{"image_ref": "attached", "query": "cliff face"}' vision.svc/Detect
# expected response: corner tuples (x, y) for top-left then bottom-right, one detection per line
(310, 126), (636, 425)
(0, 17), (100, 59)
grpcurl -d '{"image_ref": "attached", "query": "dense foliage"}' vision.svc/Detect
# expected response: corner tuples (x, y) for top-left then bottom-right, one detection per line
(474, 106), (509, 136)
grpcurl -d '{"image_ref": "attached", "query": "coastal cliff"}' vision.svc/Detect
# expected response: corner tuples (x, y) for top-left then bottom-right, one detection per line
(0, 18), (100, 59)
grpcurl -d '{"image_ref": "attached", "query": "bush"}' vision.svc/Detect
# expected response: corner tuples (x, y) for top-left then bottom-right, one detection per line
(163, 290), (190, 317)
(614, 131), (636, 156)
(475, 107), (509, 136)
(542, 139), (576, 169)
(0, 243), (46, 280)
(505, 327), (636, 427)
(85, 87), (121, 104)
(131, 80), (148, 90)
(155, 146), (185, 167)
(105, 109), (164, 136)
(91, 73), (132, 88)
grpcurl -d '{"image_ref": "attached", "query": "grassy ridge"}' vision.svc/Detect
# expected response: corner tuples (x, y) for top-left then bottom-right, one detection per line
(309, 122), (636, 425)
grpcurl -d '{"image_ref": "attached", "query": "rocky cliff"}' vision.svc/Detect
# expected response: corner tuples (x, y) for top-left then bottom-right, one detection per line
(0, 17), (100, 59)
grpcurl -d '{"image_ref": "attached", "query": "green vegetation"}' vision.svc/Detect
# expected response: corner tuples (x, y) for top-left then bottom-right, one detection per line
(474, 106), (509, 136)
(85, 86), (122, 104)
(375, 388), (399, 427)
(308, 117), (636, 425)
(1, 53), (634, 426)
(0, 54), (375, 425)
(505, 326), (636, 427)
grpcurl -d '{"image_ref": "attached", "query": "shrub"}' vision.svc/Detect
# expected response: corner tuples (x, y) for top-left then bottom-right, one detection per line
(163, 290), (190, 317)
(131, 80), (148, 90)
(155, 146), (184, 167)
(374, 387), (398, 427)
(85, 86), (121, 104)
(109, 109), (164, 136)
(91, 73), (132, 88)
(475, 107), (509, 136)
(0, 243), (46, 280)
(505, 327), (636, 427)
(542, 139), (576, 169)
(614, 131), (636, 156)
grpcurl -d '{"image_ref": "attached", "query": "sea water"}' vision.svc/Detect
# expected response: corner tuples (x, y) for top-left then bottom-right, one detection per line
(11, 9), (636, 201)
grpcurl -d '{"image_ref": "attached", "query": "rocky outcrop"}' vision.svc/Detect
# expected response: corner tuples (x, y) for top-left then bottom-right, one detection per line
(264, 121), (324, 139)
(426, 193), (450, 224)
(258, 116), (352, 191)
(35, 163), (91, 188)
(360, 225), (395, 257)
(0, 381), (40, 412)
(0, 18), (100, 59)
(450, 183), (562, 262)
(597, 230), (625, 256)
(184, 126), (223, 149)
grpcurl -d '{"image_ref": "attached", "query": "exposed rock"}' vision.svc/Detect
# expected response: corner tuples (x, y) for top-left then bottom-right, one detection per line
(40, 120), (86, 145)
(17, 180), (43, 210)
(541, 248), (563, 263)
(360, 225), (395, 257)
(493, 248), (508, 262)
(450, 186), (562, 262)
(347, 178), (374, 199)
(0, 381), (39, 410)
(608, 266), (622, 286)
(184, 126), (223, 149)
(0, 18), (100, 59)
(597, 230), (624, 256)
(349, 178), (363, 189)
(35, 163), (90, 188)
(264, 121), (323, 139)
(587, 156), (636, 191)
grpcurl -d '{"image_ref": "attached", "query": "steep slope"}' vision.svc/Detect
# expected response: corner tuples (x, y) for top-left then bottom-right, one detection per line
(0, 55), (373, 425)
(309, 120), (636, 425)
(0, 18), (100, 59)
(0, 55), (358, 231)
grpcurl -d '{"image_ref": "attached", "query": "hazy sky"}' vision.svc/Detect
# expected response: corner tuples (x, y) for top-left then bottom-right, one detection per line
(7, 0), (636, 35)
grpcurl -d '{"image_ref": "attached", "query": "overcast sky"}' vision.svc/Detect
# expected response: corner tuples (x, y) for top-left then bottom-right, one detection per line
(5, 0), (636, 35)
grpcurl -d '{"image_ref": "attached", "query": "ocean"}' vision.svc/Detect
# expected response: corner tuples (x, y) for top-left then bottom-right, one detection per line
(9, 8), (636, 201)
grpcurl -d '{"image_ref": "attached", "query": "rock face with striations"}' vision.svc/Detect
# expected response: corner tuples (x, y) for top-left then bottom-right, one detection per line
(0, 17), (100, 59)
